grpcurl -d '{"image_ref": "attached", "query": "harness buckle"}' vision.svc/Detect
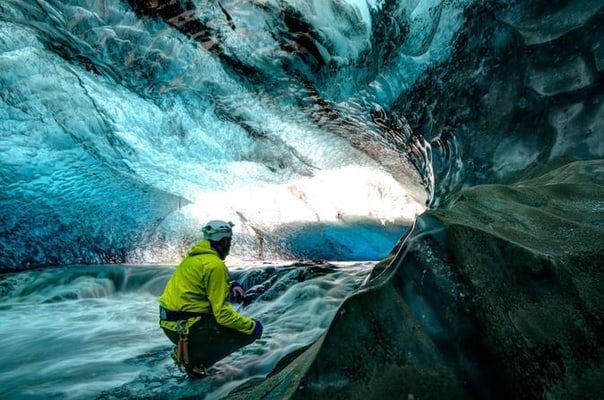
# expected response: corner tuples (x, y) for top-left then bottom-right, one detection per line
(176, 320), (189, 336)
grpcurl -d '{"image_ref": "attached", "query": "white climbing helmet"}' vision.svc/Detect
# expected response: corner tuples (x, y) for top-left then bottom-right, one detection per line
(202, 220), (234, 241)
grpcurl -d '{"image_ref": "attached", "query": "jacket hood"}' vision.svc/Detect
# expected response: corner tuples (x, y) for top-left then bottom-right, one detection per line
(187, 239), (219, 257)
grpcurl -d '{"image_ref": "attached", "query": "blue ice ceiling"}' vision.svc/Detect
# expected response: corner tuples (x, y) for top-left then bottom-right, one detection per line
(3, 0), (599, 269)
(0, 0), (428, 269)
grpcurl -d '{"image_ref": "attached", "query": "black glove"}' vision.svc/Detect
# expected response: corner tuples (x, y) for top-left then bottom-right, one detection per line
(229, 281), (245, 303)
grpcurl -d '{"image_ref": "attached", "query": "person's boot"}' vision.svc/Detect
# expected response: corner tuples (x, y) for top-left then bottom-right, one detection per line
(185, 364), (208, 379)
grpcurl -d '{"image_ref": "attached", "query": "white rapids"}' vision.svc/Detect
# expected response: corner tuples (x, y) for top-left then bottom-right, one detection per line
(0, 262), (372, 399)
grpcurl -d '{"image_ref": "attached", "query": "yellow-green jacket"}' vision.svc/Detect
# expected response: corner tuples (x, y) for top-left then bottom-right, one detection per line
(159, 240), (255, 335)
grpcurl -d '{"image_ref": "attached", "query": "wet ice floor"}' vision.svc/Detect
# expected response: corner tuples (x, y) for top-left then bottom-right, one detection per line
(0, 262), (372, 399)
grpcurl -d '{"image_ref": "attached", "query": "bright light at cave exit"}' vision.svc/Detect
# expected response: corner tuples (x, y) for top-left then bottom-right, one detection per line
(180, 165), (425, 251)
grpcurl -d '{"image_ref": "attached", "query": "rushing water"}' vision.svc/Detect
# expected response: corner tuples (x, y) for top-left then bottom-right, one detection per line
(0, 262), (372, 399)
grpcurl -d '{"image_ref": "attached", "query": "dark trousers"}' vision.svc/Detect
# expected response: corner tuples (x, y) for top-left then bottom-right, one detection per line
(162, 318), (256, 368)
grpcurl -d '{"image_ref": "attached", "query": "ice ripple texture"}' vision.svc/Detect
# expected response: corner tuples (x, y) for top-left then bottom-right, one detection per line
(2, 0), (603, 270)
(0, 0), (441, 270)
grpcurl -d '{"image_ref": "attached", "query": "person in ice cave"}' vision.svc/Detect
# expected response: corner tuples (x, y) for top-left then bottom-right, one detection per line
(159, 220), (263, 378)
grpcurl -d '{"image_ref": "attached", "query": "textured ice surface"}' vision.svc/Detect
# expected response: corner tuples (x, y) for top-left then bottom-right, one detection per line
(1, 0), (603, 270)
(391, 0), (604, 203)
(548, 97), (604, 161)
(595, 42), (604, 72)
(0, 0), (433, 269)
(496, 0), (603, 45)
(526, 56), (595, 96)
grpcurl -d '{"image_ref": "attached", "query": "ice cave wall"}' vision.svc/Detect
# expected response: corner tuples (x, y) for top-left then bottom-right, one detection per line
(0, 0), (432, 270)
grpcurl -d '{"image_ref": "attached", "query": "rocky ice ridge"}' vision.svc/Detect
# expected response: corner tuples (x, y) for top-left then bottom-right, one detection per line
(225, 160), (602, 400)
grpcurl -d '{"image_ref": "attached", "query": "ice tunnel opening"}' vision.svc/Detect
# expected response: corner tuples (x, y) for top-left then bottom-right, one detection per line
(134, 165), (426, 264)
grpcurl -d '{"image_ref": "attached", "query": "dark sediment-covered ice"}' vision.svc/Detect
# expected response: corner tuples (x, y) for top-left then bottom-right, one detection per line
(226, 0), (604, 398)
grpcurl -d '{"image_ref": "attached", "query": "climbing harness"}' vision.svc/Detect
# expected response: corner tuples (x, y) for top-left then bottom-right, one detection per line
(162, 308), (208, 379)
(160, 305), (206, 321)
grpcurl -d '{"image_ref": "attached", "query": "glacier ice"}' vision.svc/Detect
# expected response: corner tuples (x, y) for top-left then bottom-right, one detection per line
(548, 97), (604, 161)
(1, 0), (603, 272)
(496, 0), (603, 45)
(0, 0), (603, 398)
(0, 0), (432, 269)
(526, 56), (595, 96)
